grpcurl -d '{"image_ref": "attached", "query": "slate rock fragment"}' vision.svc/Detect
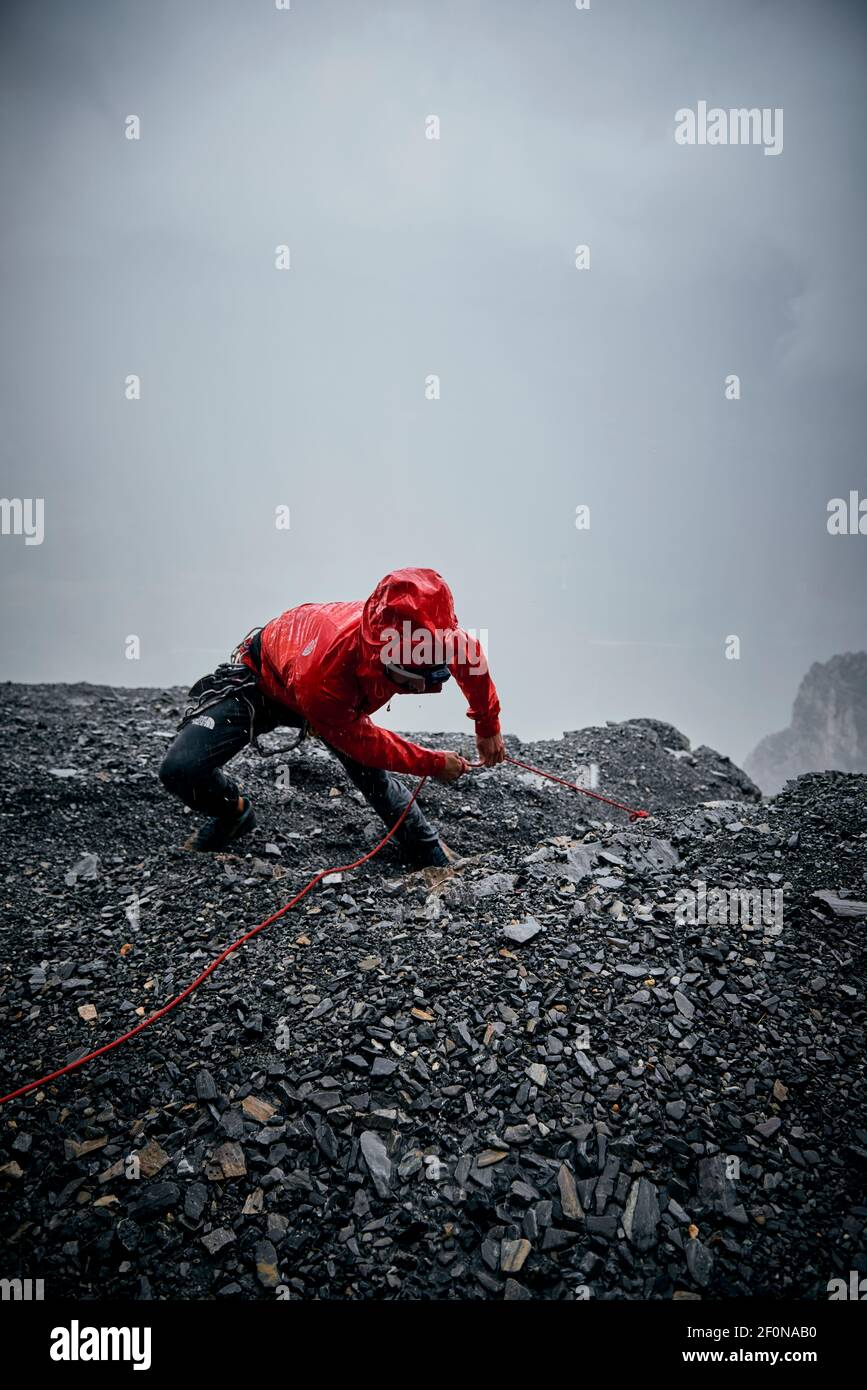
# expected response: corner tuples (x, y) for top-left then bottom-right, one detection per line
(201, 1227), (235, 1256)
(360, 1130), (392, 1198)
(623, 1177), (660, 1251)
(685, 1236), (714, 1287)
(502, 917), (543, 945)
(128, 1182), (180, 1222)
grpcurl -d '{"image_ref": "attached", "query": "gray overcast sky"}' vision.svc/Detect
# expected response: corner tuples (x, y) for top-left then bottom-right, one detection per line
(1, 0), (865, 763)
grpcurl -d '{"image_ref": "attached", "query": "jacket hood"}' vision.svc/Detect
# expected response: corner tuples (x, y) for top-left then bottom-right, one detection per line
(360, 568), (458, 672)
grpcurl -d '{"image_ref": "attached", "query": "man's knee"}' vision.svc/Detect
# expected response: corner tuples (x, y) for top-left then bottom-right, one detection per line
(159, 744), (193, 797)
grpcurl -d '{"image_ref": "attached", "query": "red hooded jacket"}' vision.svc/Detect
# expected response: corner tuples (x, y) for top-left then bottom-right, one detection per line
(241, 569), (501, 777)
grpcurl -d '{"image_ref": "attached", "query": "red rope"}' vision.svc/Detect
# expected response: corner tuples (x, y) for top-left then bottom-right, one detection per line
(465, 754), (649, 821)
(0, 754), (649, 1108)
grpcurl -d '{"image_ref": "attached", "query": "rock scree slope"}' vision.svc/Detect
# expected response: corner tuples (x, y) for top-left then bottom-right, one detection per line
(0, 683), (864, 1301)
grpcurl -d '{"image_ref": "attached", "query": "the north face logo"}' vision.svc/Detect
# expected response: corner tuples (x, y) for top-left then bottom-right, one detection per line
(191, 715), (215, 730)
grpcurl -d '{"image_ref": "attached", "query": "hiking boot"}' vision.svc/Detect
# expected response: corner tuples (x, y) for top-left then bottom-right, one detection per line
(402, 839), (450, 869)
(184, 798), (256, 852)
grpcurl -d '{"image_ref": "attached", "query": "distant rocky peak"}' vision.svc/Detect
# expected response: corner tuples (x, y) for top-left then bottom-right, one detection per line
(745, 652), (867, 795)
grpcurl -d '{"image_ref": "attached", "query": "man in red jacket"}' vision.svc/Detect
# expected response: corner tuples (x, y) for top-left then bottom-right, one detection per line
(159, 568), (505, 866)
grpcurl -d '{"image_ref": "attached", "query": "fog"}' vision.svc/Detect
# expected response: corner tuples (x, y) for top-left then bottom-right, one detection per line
(2, 0), (866, 762)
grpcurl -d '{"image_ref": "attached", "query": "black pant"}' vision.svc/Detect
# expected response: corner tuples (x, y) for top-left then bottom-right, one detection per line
(158, 682), (440, 859)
